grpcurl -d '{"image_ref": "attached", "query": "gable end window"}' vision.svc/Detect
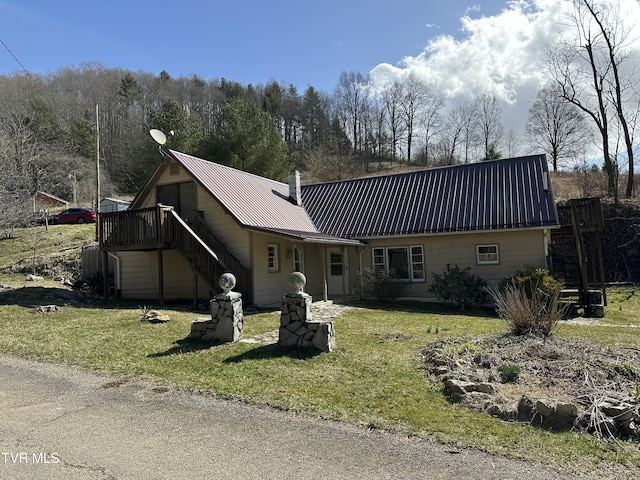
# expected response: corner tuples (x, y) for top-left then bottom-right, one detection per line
(476, 244), (499, 265)
(268, 243), (279, 272)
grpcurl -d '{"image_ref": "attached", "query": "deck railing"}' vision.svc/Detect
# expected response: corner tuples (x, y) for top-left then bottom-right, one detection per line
(99, 204), (253, 302)
(100, 206), (164, 250)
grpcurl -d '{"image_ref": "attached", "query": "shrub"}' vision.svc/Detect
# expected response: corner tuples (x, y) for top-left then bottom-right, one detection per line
(487, 282), (568, 336)
(503, 266), (564, 298)
(497, 363), (521, 383)
(84, 271), (103, 294)
(361, 267), (407, 304)
(429, 264), (488, 310)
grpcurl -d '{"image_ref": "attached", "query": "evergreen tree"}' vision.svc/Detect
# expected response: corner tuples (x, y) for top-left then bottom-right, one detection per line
(204, 97), (291, 181)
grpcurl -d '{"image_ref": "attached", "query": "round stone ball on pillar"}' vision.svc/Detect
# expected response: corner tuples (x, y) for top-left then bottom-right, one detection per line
(288, 271), (307, 296)
(219, 272), (236, 294)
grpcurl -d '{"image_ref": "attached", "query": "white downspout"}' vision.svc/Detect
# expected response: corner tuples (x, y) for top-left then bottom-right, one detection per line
(107, 252), (121, 297)
(544, 229), (551, 271)
(358, 245), (370, 299)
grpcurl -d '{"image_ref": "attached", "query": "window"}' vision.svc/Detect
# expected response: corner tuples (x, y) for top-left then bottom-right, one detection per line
(476, 244), (499, 265)
(330, 251), (343, 276)
(156, 181), (197, 220)
(411, 246), (425, 280)
(373, 248), (385, 272)
(371, 245), (425, 282)
(293, 245), (304, 272)
(268, 243), (279, 272)
(388, 247), (409, 280)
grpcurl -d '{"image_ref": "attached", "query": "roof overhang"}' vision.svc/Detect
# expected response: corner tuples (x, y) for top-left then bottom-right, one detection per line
(352, 224), (561, 241)
(245, 226), (364, 246)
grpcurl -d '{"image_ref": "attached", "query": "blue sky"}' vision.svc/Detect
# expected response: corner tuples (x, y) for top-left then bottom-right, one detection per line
(0, 0), (506, 92)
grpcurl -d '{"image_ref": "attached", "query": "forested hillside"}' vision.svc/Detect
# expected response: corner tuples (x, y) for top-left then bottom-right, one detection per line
(0, 65), (540, 217)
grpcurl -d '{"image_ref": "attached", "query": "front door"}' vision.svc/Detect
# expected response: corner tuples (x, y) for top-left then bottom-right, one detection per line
(327, 247), (348, 296)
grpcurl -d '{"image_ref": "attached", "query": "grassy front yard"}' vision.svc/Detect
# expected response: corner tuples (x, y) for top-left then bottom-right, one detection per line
(1, 225), (639, 474)
(0, 287), (639, 473)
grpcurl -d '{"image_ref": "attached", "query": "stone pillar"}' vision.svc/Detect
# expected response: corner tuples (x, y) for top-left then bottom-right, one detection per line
(278, 272), (335, 352)
(189, 273), (243, 342)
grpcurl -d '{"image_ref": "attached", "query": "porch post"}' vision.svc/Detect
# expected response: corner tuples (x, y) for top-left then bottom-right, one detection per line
(320, 246), (328, 302)
(158, 249), (165, 307)
(341, 245), (346, 299)
(102, 250), (109, 301)
(193, 272), (198, 307)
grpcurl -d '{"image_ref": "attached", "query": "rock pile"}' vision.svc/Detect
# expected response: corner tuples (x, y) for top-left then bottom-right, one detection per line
(425, 339), (640, 438)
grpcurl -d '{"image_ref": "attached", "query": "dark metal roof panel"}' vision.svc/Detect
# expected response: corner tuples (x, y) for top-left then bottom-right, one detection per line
(301, 155), (558, 238)
(169, 150), (319, 233)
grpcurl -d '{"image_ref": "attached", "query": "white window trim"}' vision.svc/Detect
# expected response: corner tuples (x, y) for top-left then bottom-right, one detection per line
(371, 245), (425, 282)
(268, 243), (279, 272)
(476, 244), (500, 265)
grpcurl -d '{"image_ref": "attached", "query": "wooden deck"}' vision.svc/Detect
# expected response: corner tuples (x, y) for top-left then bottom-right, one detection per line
(99, 204), (252, 303)
(100, 206), (165, 251)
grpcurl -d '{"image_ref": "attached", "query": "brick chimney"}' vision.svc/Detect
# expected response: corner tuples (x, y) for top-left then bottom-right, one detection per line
(288, 169), (302, 206)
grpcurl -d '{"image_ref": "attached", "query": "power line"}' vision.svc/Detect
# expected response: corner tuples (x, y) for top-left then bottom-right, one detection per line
(0, 36), (32, 76)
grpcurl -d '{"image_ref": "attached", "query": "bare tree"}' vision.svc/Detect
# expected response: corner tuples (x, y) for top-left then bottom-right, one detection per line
(335, 70), (370, 155)
(546, 0), (639, 200)
(503, 129), (521, 158)
(442, 103), (470, 164)
(526, 86), (592, 171)
(580, 0), (637, 197)
(400, 73), (431, 164)
(382, 81), (406, 163)
(368, 97), (389, 168)
(420, 93), (445, 166)
(474, 93), (504, 160)
(442, 101), (478, 164)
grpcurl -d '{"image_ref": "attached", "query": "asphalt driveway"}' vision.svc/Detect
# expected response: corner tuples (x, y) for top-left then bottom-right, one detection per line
(0, 353), (573, 479)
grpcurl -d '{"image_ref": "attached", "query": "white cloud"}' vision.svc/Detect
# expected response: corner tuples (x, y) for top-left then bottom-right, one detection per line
(464, 4), (481, 15)
(370, 0), (640, 136)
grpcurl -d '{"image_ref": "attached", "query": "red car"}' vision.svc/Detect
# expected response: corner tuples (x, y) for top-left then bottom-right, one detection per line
(51, 208), (96, 224)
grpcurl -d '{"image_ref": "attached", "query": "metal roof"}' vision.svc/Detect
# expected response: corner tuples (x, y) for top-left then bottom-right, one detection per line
(170, 150), (318, 233)
(168, 151), (362, 245)
(301, 155), (559, 239)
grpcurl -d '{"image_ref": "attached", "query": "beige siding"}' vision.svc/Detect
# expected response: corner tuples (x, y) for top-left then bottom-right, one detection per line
(197, 192), (251, 266)
(362, 230), (547, 299)
(117, 250), (210, 302)
(301, 243), (327, 299)
(250, 240), (360, 306)
(118, 251), (160, 300)
(137, 165), (251, 266)
(251, 232), (297, 306)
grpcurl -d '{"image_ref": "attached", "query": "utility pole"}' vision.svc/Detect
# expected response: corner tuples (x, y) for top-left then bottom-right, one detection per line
(95, 103), (100, 241)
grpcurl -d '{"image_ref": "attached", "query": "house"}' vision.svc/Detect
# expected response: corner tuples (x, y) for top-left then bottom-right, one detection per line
(33, 191), (69, 212)
(98, 151), (559, 306)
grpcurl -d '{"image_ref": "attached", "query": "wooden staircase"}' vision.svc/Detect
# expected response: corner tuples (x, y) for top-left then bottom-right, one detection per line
(165, 209), (252, 303)
(552, 198), (606, 317)
(99, 204), (252, 304)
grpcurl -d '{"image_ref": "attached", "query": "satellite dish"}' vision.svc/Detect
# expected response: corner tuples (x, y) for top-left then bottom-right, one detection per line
(149, 129), (167, 145)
